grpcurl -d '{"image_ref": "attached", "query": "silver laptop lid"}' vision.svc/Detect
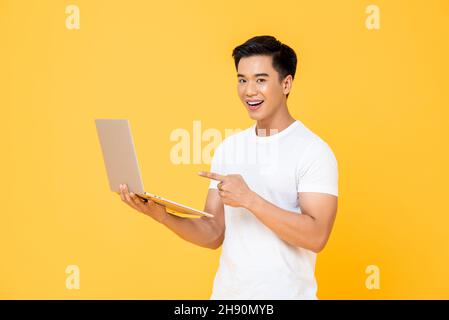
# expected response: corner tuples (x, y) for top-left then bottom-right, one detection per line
(95, 119), (145, 195)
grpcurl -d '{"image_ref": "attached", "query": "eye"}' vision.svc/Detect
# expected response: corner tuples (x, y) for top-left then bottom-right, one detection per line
(238, 79), (246, 83)
(257, 79), (266, 83)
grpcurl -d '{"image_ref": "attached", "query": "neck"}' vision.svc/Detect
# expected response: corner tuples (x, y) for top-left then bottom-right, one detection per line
(256, 105), (295, 136)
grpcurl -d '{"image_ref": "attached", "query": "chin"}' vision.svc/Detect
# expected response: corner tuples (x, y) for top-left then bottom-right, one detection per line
(248, 112), (262, 121)
(247, 109), (269, 121)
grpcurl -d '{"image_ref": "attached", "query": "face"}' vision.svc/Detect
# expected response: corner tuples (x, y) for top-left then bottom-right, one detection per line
(237, 55), (292, 121)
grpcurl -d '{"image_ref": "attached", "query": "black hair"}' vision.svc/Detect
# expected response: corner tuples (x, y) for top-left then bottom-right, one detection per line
(232, 35), (298, 98)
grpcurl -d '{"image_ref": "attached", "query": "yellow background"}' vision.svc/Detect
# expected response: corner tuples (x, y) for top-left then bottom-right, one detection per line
(1, 0), (448, 299)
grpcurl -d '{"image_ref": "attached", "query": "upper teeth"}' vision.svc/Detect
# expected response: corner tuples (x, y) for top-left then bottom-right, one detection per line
(248, 101), (262, 105)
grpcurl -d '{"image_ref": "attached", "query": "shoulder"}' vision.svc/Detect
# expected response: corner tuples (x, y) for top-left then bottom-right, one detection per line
(297, 135), (338, 174)
(310, 135), (336, 155)
(291, 121), (337, 161)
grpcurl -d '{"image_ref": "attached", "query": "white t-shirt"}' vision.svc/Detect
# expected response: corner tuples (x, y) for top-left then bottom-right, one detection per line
(208, 119), (338, 300)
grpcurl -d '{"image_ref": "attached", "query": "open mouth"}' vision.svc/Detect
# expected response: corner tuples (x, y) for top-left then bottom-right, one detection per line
(246, 100), (264, 111)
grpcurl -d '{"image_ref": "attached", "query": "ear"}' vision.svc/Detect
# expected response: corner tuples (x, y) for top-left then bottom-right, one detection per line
(282, 75), (293, 95)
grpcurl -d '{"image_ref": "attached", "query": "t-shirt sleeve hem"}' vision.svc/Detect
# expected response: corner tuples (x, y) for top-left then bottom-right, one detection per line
(298, 184), (338, 197)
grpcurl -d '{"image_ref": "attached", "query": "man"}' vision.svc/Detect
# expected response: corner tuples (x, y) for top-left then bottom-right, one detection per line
(119, 35), (338, 299)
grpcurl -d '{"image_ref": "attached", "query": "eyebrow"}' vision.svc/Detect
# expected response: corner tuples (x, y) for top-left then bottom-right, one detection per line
(237, 73), (269, 78)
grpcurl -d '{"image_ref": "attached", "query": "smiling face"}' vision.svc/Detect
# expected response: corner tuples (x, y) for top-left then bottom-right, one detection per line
(237, 55), (293, 122)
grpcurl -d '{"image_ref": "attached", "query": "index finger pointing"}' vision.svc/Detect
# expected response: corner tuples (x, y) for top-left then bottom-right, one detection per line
(198, 171), (226, 181)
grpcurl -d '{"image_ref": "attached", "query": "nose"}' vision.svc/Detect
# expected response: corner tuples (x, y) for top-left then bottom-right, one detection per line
(244, 80), (258, 97)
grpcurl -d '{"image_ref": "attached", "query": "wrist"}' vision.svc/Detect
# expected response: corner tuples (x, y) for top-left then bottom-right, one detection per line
(155, 207), (169, 225)
(244, 190), (258, 211)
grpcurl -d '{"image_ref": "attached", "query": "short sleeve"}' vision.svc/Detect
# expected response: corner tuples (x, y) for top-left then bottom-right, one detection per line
(297, 140), (339, 196)
(208, 142), (226, 189)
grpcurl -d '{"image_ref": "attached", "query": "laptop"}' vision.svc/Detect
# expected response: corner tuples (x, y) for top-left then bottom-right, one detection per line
(95, 119), (214, 218)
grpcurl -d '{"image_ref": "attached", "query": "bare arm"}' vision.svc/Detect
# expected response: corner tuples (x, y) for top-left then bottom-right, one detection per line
(197, 172), (337, 253)
(247, 192), (337, 253)
(159, 189), (225, 249)
(119, 184), (225, 249)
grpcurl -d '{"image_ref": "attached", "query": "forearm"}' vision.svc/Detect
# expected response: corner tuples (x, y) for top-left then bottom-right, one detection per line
(246, 193), (324, 252)
(158, 213), (221, 249)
